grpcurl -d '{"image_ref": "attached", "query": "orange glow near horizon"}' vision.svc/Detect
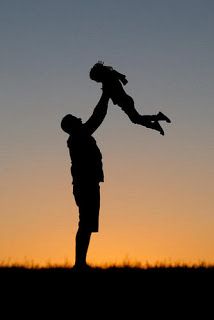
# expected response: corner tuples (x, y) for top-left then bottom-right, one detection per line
(1, 140), (214, 268)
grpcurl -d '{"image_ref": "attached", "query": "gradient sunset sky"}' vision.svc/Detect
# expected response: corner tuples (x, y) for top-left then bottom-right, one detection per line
(1, 0), (214, 266)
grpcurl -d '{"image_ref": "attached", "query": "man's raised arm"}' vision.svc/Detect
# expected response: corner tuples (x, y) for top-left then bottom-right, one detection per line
(84, 91), (110, 135)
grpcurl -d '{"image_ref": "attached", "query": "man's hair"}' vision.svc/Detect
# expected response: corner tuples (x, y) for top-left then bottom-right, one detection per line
(61, 114), (79, 133)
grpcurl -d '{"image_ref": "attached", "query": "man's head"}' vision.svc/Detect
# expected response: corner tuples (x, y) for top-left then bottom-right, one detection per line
(61, 114), (82, 134)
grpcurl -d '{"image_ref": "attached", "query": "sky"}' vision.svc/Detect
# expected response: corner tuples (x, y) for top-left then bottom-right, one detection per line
(0, 0), (214, 266)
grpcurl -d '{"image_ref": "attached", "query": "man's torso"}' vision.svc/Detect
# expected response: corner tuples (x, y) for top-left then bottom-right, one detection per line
(67, 129), (104, 185)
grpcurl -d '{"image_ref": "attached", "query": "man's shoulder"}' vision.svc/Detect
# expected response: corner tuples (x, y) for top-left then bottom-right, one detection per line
(67, 129), (94, 146)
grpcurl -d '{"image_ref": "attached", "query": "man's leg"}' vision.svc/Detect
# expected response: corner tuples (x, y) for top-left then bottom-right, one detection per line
(75, 227), (91, 268)
(73, 183), (100, 269)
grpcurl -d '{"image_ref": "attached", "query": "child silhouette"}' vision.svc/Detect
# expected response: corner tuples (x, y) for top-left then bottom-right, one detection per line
(90, 61), (171, 135)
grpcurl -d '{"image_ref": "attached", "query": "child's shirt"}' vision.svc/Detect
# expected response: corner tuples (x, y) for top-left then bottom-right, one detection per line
(103, 69), (128, 105)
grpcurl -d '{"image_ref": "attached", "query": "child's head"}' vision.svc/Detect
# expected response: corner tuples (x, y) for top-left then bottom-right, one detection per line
(89, 61), (112, 83)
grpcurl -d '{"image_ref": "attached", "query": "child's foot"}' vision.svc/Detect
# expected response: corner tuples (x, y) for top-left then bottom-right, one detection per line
(152, 121), (165, 135)
(157, 112), (171, 123)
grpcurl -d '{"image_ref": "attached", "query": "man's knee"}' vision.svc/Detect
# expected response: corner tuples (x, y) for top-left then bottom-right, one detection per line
(77, 225), (91, 236)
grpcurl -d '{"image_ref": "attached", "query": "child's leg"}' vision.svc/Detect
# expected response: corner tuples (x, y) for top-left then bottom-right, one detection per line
(118, 95), (146, 123)
(118, 97), (165, 135)
(130, 112), (171, 123)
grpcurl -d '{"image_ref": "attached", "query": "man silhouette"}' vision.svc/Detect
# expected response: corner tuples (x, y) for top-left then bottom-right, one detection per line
(61, 90), (109, 269)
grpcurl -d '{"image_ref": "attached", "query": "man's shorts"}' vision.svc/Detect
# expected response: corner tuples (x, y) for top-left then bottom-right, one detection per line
(73, 183), (100, 232)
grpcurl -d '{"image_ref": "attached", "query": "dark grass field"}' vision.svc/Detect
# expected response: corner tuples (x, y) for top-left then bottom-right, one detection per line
(1, 264), (213, 290)
(1, 263), (214, 280)
(1, 263), (214, 272)
(1, 265), (213, 316)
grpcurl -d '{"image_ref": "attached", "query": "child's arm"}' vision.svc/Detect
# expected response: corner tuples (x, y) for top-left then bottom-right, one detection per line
(112, 70), (128, 85)
(100, 62), (128, 85)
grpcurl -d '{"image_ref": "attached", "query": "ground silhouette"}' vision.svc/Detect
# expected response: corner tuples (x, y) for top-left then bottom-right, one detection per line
(1, 264), (213, 317)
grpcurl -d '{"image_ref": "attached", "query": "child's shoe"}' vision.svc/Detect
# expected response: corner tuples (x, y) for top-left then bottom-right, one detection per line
(157, 112), (171, 123)
(152, 121), (165, 135)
